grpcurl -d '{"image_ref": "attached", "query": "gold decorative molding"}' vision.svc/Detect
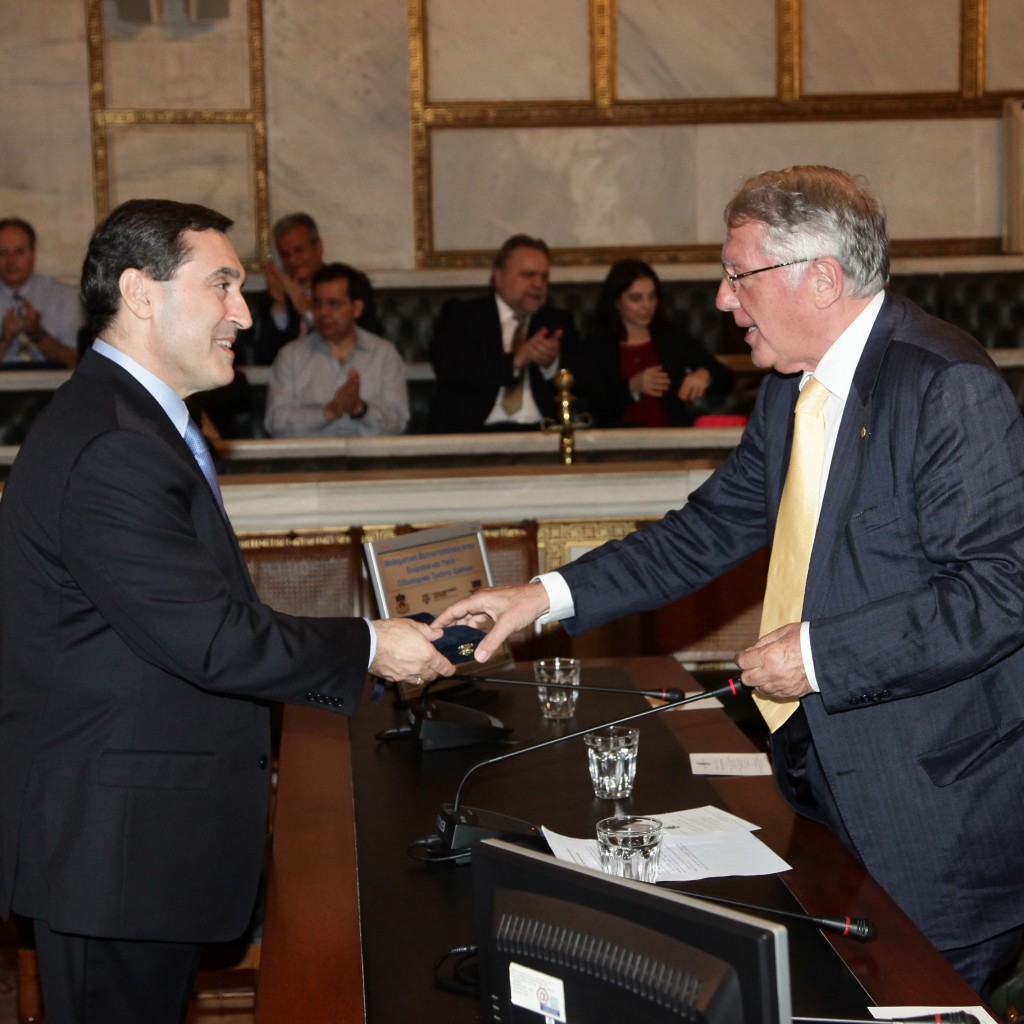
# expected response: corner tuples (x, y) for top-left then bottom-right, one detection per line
(407, 0), (432, 265)
(592, 0), (614, 108)
(355, 517), (638, 577)
(537, 519), (635, 574)
(84, 0), (270, 270)
(777, 0), (801, 102)
(410, 0), (1006, 268)
(961, 0), (986, 99)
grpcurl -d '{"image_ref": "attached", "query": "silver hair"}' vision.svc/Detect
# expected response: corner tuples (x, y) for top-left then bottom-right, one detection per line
(724, 165), (889, 298)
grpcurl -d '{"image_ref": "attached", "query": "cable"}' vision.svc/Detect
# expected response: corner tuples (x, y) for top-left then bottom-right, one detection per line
(433, 944), (479, 995)
(407, 834), (472, 864)
(375, 725), (414, 742)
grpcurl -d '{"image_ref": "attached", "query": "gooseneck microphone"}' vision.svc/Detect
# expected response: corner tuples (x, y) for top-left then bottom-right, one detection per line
(793, 1015), (979, 1024)
(450, 672), (689, 703)
(672, 889), (877, 943)
(411, 680), (742, 864)
(385, 671), (694, 751)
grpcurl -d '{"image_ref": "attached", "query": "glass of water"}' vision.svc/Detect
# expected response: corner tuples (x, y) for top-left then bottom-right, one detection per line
(533, 657), (581, 719)
(584, 726), (639, 799)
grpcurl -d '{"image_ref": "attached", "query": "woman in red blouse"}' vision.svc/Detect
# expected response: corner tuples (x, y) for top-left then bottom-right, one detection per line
(581, 259), (734, 427)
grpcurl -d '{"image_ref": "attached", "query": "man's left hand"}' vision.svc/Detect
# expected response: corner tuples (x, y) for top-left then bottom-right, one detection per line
(515, 327), (562, 370)
(735, 622), (812, 699)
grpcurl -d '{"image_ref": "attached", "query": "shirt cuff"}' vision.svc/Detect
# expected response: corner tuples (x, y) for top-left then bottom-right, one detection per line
(800, 620), (820, 692)
(535, 571), (574, 624)
(540, 358), (560, 381)
(365, 617), (377, 668)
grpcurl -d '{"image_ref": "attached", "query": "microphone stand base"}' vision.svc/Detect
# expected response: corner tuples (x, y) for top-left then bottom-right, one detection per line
(434, 803), (545, 863)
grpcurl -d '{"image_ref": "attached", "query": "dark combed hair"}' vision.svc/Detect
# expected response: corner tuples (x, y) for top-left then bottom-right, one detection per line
(594, 257), (670, 344)
(0, 217), (36, 249)
(491, 233), (550, 270)
(81, 199), (233, 335)
(311, 261), (371, 306)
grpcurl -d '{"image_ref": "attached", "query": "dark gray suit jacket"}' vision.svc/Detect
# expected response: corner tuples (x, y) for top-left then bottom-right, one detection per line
(0, 350), (370, 942)
(559, 293), (1024, 951)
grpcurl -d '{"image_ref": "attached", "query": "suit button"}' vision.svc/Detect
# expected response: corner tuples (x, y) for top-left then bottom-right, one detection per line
(258, 755), (268, 770)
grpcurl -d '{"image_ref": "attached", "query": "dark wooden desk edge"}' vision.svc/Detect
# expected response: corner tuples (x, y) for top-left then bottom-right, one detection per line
(254, 705), (366, 1023)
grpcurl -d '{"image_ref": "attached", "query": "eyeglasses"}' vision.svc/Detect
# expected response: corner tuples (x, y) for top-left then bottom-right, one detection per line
(721, 258), (811, 292)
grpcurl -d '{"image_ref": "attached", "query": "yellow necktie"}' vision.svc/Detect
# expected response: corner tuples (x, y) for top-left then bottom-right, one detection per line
(501, 315), (529, 414)
(754, 377), (830, 732)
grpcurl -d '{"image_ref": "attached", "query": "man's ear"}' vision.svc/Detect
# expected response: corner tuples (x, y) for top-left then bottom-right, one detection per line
(118, 268), (156, 321)
(811, 257), (844, 309)
(351, 298), (365, 321)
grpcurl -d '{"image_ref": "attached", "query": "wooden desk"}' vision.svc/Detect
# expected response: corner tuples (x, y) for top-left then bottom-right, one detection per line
(258, 658), (986, 1021)
(254, 708), (365, 1023)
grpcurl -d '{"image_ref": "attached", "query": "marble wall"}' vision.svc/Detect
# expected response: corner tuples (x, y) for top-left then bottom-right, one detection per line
(1, 0), (1022, 282)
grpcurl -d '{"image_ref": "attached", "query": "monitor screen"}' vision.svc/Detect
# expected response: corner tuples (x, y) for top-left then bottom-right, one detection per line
(473, 839), (791, 1024)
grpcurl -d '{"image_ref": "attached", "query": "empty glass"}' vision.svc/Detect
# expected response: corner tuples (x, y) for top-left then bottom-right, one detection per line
(534, 657), (581, 719)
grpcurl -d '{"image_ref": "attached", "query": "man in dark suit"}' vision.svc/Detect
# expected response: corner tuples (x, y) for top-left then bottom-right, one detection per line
(427, 233), (582, 432)
(436, 166), (1024, 996)
(0, 199), (452, 1023)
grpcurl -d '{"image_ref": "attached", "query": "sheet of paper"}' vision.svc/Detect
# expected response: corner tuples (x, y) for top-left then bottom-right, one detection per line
(542, 807), (791, 882)
(689, 752), (772, 776)
(651, 804), (758, 836)
(869, 1007), (997, 1024)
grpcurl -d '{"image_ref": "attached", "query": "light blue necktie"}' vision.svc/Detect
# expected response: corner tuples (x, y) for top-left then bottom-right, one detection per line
(183, 419), (226, 513)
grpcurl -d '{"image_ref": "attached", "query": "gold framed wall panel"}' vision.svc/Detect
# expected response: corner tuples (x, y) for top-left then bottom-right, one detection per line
(86, 0), (269, 270)
(986, 0), (1024, 93)
(410, 0), (1008, 268)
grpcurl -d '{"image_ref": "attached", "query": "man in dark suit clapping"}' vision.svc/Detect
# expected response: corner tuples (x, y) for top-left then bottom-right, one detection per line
(427, 233), (582, 432)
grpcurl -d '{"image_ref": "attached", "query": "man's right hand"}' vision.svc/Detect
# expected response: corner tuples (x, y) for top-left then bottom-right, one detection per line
(265, 259), (311, 318)
(324, 370), (362, 422)
(370, 617), (454, 686)
(264, 259), (288, 307)
(431, 582), (550, 662)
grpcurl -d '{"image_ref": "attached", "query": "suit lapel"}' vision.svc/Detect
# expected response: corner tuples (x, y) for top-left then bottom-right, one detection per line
(80, 351), (255, 594)
(804, 293), (902, 602)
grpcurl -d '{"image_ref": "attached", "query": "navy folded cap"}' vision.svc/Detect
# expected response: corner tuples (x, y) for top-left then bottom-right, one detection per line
(405, 611), (486, 664)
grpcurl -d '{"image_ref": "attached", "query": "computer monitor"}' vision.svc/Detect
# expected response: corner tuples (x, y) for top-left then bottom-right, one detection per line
(473, 839), (791, 1024)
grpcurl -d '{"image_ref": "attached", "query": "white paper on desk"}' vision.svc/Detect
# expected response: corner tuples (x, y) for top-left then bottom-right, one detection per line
(646, 690), (723, 711)
(869, 1007), (997, 1024)
(653, 804), (758, 836)
(689, 752), (772, 776)
(542, 819), (790, 882)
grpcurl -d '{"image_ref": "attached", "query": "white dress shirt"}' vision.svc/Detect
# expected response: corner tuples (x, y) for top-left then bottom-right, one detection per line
(483, 294), (557, 427)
